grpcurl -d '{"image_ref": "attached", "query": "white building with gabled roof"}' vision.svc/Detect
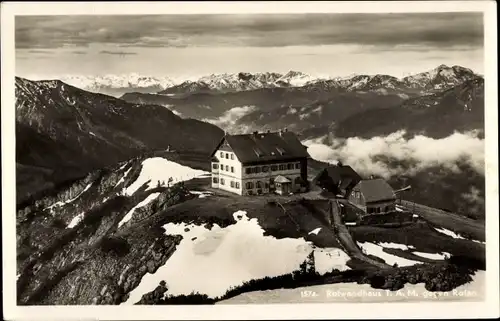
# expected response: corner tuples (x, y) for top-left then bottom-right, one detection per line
(209, 129), (310, 195)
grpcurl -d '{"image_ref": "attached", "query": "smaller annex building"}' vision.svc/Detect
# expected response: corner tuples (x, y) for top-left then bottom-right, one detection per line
(312, 162), (362, 198)
(348, 178), (397, 214)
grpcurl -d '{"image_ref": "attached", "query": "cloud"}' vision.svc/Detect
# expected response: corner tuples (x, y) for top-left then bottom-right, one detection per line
(27, 49), (53, 54)
(15, 13), (483, 49)
(303, 130), (484, 179)
(203, 106), (257, 134)
(99, 50), (137, 55)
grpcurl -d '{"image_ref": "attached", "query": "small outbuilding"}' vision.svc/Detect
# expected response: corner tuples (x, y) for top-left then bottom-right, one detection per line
(313, 162), (362, 198)
(348, 178), (397, 214)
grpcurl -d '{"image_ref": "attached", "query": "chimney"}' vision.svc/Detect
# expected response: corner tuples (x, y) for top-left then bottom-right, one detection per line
(284, 128), (288, 132)
(253, 131), (258, 136)
(279, 129), (283, 136)
(266, 129), (271, 133)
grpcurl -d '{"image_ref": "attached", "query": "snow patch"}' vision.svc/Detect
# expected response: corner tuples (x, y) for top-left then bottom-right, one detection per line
(67, 212), (85, 229)
(314, 248), (351, 275)
(124, 158), (208, 196)
(45, 182), (93, 211)
(118, 192), (161, 228)
(308, 228), (322, 235)
(413, 251), (450, 260)
(434, 227), (485, 244)
(377, 242), (415, 251)
(115, 167), (132, 188)
(123, 210), (350, 304)
(357, 242), (422, 266)
(190, 190), (214, 198)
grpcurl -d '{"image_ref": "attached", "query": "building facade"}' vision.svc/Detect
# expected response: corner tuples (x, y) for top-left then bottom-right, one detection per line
(210, 130), (309, 195)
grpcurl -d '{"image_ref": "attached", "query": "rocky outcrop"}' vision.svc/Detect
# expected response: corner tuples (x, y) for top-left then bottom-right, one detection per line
(16, 156), (195, 305)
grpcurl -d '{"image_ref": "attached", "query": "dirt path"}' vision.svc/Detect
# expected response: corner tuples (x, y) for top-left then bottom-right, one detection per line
(321, 200), (391, 269)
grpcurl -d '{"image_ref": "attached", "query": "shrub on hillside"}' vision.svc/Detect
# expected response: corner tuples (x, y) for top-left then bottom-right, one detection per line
(100, 236), (130, 257)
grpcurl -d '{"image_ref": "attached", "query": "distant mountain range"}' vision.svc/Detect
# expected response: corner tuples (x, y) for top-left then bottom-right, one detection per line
(119, 65), (483, 139)
(57, 74), (177, 97)
(50, 64), (479, 98)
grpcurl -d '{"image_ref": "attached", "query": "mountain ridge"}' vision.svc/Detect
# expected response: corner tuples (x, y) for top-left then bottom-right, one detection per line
(15, 76), (224, 204)
(20, 64), (481, 97)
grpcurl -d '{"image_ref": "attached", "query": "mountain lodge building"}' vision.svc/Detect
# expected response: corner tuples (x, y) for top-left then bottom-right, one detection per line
(210, 129), (310, 195)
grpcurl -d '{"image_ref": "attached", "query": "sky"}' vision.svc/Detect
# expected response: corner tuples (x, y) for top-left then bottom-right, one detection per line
(15, 13), (484, 80)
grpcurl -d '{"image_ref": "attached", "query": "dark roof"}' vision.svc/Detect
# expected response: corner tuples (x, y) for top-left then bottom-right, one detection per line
(211, 131), (310, 164)
(316, 165), (362, 190)
(354, 179), (396, 203)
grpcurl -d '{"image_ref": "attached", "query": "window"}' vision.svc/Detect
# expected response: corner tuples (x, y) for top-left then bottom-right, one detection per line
(225, 153), (229, 159)
(212, 163), (218, 170)
(262, 166), (269, 172)
(295, 163), (300, 169)
(220, 152), (224, 157)
(231, 154), (234, 160)
(256, 181), (262, 188)
(246, 182), (254, 189)
(230, 181), (235, 188)
(265, 182), (269, 189)
(212, 177), (218, 184)
(257, 189), (263, 195)
(287, 163), (293, 170)
(279, 164), (286, 170)
(255, 166), (261, 173)
(231, 166), (234, 173)
(225, 165), (229, 171)
(245, 167), (251, 174)
(235, 182), (240, 189)
(271, 165), (278, 171)
(248, 190), (254, 195)
(220, 178), (225, 185)
(269, 178), (275, 184)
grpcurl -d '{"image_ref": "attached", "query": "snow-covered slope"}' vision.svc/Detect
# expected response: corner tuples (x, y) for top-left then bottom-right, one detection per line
(49, 74), (177, 97)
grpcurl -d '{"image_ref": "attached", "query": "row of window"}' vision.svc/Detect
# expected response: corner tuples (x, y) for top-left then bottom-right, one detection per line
(244, 163), (300, 174)
(212, 177), (240, 189)
(246, 177), (302, 189)
(213, 163), (234, 173)
(219, 151), (234, 160)
(367, 205), (394, 214)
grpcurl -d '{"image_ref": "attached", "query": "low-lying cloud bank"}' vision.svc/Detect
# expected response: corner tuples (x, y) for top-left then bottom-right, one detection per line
(303, 130), (484, 178)
(203, 106), (257, 134)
